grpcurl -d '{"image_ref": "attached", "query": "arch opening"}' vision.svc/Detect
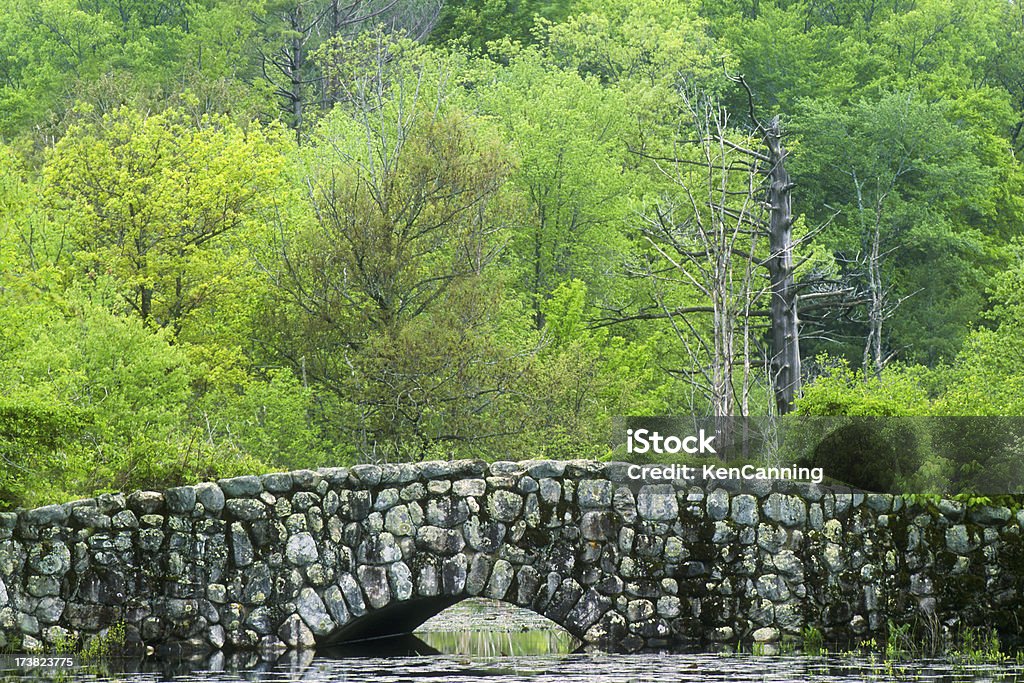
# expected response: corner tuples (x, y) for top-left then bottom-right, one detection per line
(318, 597), (581, 656)
(415, 598), (580, 656)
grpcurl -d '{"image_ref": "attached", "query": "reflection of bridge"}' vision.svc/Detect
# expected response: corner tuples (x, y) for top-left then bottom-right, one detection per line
(1, 460), (1022, 653)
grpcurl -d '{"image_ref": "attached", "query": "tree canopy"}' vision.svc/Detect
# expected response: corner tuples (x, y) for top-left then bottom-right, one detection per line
(2, 0), (1023, 507)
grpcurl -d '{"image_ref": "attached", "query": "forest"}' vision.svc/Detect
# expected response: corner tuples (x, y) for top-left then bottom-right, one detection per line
(1, 0), (1023, 508)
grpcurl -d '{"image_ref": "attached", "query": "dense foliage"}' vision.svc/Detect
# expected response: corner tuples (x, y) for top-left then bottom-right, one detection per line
(2, 0), (1023, 507)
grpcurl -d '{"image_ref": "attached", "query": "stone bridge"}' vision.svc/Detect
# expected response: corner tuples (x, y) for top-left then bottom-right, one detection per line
(1, 460), (1022, 654)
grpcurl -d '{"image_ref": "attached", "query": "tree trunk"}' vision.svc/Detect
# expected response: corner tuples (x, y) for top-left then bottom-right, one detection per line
(864, 210), (885, 376)
(764, 116), (801, 414)
(140, 285), (153, 322)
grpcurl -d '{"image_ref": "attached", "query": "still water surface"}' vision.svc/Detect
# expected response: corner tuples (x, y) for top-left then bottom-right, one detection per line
(6, 650), (1021, 683)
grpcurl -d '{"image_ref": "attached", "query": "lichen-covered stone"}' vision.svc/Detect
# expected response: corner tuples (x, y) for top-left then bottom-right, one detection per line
(612, 486), (637, 524)
(485, 559), (514, 600)
(357, 565), (390, 609)
(292, 470), (323, 491)
(164, 487), (197, 514)
(452, 479), (486, 497)
(637, 485), (678, 521)
(226, 499), (266, 521)
(286, 533), (319, 566)
(71, 506), (110, 529)
(772, 550), (804, 581)
(656, 596), (680, 618)
(707, 488), (730, 521)
(323, 585), (350, 626)
(539, 478), (561, 505)
(426, 498), (469, 528)
(486, 490), (523, 522)
(127, 492), (164, 515)
(230, 523), (254, 567)
(278, 614), (315, 649)
(384, 506), (415, 537)
(764, 493), (806, 527)
(350, 465), (382, 487)
(416, 526), (465, 555)
(358, 532), (402, 564)
(28, 543), (70, 576)
(400, 483), (427, 501)
(577, 480), (613, 508)
(969, 506), (1012, 525)
(296, 587), (334, 636)
(946, 525), (976, 554)
(581, 511), (614, 541)
(567, 588), (610, 631)
(731, 494), (758, 526)
(755, 573), (789, 602)
(218, 476), (262, 498)
(442, 555), (468, 595)
(190, 483), (224, 514)
(336, 573), (366, 617)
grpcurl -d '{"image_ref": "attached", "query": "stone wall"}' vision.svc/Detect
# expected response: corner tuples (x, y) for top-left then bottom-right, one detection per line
(0, 460), (1022, 654)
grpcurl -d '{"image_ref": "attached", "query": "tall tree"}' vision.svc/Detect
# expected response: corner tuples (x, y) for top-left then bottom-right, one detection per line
(794, 92), (993, 370)
(469, 47), (632, 329)
(265, 41), (528, 458)
(615, 93), (769, 419)
(44, 107), (288, 334)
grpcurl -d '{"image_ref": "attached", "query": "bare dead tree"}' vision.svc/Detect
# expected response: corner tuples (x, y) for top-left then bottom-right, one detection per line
(604, 79), (853, 417)
(624, 92), (769, 426)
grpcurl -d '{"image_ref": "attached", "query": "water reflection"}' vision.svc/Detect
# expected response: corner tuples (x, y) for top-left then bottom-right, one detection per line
(2, 648), (1024, 682)
(3, 600), (1021, 683)
(221, 651), (1024, 683)
(416, 629), (580, 658)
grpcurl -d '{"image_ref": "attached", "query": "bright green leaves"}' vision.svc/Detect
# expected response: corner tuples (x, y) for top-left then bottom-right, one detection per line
(528, 280), (668, 458)
(5, 0), (1024, 512)
(0, 107), (315, 507)
(794, 357), (932, 417)
(932, 248), (1024, 416)
(43, 106), (290, 335)
(793, 91), (997, 366)
(0, 291), (193, 508)
(544, 0), (725, 88)
(468, 47), (633, 324)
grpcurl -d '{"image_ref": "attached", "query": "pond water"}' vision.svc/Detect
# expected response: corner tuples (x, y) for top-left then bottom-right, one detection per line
(2, 600), (1022, 682)
(5, 649), (1023, 683)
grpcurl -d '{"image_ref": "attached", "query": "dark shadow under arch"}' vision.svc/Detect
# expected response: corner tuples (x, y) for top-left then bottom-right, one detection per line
(323, 596), (463, 644)
(321, 595), (580, 648)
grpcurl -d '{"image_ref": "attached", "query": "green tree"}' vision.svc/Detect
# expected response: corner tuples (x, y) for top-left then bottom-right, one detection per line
(44, 106), (289, 335)
(469, 46), (632, 328)
(253, 0), (442, 135)
(430, 0), (572, 53)
(933, 249), (1024, 416)
(794, 91), (994, 369)
(0, 283), (268, 508)
(523, 279), (667, 458)
(265, 41), (533, 459)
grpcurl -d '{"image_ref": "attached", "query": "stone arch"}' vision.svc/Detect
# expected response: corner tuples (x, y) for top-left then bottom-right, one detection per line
(283, 480), (613, 648)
